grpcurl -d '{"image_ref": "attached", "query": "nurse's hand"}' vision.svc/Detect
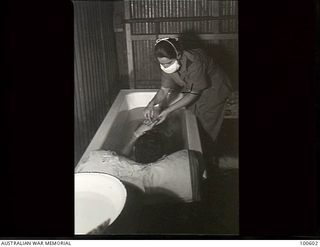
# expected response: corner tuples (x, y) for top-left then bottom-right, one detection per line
(155, 110), (169, 125)
(143, 104), (154, 122)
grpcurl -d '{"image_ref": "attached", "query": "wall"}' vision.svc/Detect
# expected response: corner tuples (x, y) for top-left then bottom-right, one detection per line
(114, 0), (238, 89)
(74, 1), (119, 165)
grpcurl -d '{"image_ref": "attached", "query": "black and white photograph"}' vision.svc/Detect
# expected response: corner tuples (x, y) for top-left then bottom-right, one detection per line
(74, 0), (239, 235)
(2, 0), (318, 241)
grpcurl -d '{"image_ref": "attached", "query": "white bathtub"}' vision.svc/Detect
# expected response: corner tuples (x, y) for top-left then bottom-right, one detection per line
(75, 89), (202, 170)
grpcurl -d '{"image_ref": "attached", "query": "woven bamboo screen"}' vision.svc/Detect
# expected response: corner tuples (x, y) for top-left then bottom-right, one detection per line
(74, 1), (119, 165)
(124, 0), (238, 89)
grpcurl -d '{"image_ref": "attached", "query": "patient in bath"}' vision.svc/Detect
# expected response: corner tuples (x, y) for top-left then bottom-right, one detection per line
(75, 120), (202, 203)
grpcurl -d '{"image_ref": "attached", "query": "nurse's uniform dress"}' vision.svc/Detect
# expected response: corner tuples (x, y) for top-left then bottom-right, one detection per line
(161, 48), (233, 143)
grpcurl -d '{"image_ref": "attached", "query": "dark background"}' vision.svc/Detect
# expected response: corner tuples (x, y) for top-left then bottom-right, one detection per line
(2, 0), (319, 238)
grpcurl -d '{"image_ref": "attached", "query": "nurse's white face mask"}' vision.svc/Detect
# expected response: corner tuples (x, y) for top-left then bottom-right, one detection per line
(160, 60), (181, 74)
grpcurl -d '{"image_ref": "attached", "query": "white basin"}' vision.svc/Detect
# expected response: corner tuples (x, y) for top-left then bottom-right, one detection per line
(75, 172), (127, 234)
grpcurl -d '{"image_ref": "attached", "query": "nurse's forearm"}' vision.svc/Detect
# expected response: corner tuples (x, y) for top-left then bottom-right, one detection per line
(147, 87), (169, 107)
(164, 93), (198, 114)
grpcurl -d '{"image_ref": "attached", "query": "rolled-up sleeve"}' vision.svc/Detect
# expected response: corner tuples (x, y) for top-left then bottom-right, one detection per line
(185, 61), (208, 92)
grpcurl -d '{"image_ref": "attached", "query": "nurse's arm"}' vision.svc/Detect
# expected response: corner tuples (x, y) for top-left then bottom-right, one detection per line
(163, 92), (199, 114)
(146, 86), (170, 107)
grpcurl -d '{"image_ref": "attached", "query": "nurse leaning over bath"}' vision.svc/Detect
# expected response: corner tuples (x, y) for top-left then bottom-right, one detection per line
(144, 37), (233, 144)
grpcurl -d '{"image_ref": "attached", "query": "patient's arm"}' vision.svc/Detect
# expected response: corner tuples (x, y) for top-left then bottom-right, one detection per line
(121, 133), (140, 157)
(120, 121), (157, 157)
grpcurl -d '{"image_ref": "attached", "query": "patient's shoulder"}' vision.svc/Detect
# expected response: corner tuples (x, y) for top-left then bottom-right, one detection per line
(158, 149), (189, 162)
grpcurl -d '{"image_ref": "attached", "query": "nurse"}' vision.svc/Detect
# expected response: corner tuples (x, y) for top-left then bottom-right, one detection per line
(144, 37), (233, 145)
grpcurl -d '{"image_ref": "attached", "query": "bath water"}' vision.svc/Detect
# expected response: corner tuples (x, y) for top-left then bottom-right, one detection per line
(126, 107), (184, 163)
(75, 191), (116, 234)
(102, 107), (185, 163)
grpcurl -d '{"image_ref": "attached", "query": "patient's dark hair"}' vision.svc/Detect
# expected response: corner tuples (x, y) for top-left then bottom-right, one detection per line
(134, 130), (167, 164)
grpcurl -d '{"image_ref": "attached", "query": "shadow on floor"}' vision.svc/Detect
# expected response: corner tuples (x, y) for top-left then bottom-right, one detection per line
(131, 167), (239, 235)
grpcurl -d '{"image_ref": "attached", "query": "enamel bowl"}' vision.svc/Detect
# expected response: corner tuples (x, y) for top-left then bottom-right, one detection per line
(75, 172), (127, 234)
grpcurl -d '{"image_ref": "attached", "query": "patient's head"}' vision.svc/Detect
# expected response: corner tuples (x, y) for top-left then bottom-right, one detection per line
(134, 130), (167, 164)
